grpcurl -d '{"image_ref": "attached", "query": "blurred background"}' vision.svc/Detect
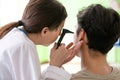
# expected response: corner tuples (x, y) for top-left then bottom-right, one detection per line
(0, 0), (120, 73)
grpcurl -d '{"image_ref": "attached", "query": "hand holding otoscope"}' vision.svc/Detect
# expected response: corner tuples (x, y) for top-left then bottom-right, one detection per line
(52, 28), (83, 67)
(56, 29), (74, 49)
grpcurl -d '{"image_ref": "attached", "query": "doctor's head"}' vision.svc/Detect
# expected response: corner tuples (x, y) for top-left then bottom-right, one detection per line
(21, 0), (67, 45)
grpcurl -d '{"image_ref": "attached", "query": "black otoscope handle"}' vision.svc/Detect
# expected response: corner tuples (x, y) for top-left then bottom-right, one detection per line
(56, 33), (65, 49)
(56, 29), (74, 49)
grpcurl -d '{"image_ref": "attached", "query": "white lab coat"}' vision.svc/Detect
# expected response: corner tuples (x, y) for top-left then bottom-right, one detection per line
(0, 28), (71, 80)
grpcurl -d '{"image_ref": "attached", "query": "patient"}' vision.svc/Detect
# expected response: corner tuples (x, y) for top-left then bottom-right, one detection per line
(71, 4), (120, 80)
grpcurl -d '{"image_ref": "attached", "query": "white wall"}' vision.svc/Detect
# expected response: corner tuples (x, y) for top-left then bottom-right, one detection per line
(0, 0), (29, 26)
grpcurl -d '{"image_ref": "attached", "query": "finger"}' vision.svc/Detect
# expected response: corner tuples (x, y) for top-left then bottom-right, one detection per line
(64, 41), (83, 63)
(59, 43), (65, 48)
(66, 42), (73, 49)
(64, 52), (75, 63)
(71, 40), (83, 51)
(52, 43), (57, 49)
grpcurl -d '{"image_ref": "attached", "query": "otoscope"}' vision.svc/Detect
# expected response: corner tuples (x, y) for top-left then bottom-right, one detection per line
(56, 29), (74, 49)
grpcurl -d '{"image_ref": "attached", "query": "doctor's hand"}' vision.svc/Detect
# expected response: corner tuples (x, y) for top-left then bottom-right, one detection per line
(63, 41), (83, 64)
(49, 41), (83, 67)
(49, 43), (68, 67)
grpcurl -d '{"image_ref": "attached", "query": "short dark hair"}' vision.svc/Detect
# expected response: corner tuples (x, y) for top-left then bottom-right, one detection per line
(22, 0), (67, 33)
(77, 4), (120, 54)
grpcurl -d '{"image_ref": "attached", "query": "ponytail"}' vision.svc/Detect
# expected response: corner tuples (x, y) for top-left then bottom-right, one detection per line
(0, 21), (23, 39)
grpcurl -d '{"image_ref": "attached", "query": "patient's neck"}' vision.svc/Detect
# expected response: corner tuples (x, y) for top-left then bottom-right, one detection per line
(81, 49), (112, 75)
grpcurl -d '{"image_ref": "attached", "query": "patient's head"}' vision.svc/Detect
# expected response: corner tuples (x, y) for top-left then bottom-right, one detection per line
(76, 4), (120, 55)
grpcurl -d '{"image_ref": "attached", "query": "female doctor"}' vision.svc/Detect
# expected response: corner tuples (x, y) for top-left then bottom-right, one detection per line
(0, 0), (82, 80)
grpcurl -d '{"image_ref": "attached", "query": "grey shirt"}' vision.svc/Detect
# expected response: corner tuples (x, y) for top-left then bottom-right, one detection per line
(71, 65), (120, 80)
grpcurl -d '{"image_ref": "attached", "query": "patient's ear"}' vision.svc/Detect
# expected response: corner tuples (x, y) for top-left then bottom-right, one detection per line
(78, 28), (85, 41)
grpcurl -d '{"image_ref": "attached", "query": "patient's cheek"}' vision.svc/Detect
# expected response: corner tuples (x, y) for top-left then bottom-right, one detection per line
(76, 51), (81, 57)
(74, 35), (79, 44)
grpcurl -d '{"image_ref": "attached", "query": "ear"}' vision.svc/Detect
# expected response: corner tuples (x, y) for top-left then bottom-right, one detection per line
(78, 28), (85, 41)
(41, 27), (49, 36)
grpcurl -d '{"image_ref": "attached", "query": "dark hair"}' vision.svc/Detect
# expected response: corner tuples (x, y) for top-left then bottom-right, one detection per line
(0, 0), (67, 38)
(77, 4), (120, 54)
(22, 0), (67, 33)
